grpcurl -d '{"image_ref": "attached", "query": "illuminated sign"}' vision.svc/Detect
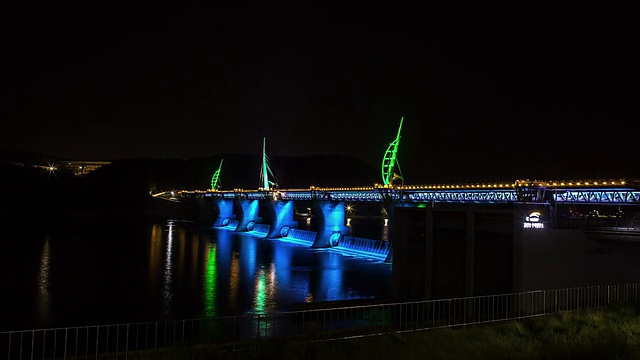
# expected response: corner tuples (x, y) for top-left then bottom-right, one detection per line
(524, 222), (544, 229)
(524, 211), (544, 229)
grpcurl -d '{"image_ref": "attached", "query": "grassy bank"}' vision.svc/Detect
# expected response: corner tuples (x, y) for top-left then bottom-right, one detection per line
(133, 302), (640, 359)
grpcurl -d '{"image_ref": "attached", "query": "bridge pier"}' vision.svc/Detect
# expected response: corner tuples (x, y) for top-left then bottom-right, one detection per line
(234, 199), (261, 232)
(264, 199), (298, 238)
(392, 203), (516, 300)
(311, 201), (350, 248)
(213, 198), (235, 227)
(383, 201), (396, 263)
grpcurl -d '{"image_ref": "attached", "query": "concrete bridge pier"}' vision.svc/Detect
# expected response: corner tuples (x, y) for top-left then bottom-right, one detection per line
(264, 199), (299, 238)
(213, 198), (235, 227)
(311, 201), (350, 248)
(383, 201), (397, 263)
(234, 199), (261, 232)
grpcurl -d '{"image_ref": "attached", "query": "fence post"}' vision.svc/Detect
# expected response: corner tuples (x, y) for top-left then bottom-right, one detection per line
(41, 329), (46, 360)
(19, 331), (24, 359)
(96, 327), (100, 359)
(115, 325), (120, 360)
(125, 324), (129, 359)
(105, 326), (109, 358)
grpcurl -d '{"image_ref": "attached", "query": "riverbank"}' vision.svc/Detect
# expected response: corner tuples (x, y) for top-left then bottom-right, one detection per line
(149, 302), (640, 359)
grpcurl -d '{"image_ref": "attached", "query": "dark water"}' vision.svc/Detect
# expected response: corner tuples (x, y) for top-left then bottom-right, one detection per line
(1, 218), (392, 331)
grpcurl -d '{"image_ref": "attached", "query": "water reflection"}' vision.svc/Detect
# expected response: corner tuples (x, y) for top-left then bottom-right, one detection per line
(148, 221), (392, 319)
(239, 235), (257, 287)
(163, 223), (174, 313)
(317, 252), (343, 301)
(252, 263), (276, 314)
(229, 252), (241, 312)
(149, 225), (163, 273)
(38, 237), (50, 295)
(204, 243), (217, 317)
(216, 230), (241, 312)
(36, 237), (52, 326)
(14, 220), (391, 330)
(381, 218), (390, 242)
(273, 240), (292, 291)
(56, 221), (391, 323)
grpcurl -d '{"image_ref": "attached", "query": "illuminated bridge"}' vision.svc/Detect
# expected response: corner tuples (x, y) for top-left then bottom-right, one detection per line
(163, 178), (640, 260)
(152, 118), (640, 271)
(177, 179), (640, 205)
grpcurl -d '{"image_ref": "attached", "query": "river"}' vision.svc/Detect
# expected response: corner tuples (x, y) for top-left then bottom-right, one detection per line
(1, 217), (393, 331)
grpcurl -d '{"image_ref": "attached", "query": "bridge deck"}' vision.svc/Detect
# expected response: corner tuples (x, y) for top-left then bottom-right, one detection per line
(169, 178), (640, 205)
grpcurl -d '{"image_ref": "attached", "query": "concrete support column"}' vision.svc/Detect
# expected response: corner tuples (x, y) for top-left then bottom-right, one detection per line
(213, 198), (235, 227)
(265, 199), (298, 238)
(513, 208), (524, 292)
(234, 199), (260, 232)
(311, 201), (350, 248)
(465, 211), (475, 297)
(424, 209), (434, 299)
(383, 201), (396, 263)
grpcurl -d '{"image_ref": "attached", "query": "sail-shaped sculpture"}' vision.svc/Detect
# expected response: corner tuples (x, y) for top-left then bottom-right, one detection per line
(259, 137), (278, 190)
(210, 159), (223, 190)
(381, 117), (404, 187)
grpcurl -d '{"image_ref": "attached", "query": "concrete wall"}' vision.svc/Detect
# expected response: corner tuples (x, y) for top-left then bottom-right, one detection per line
(520, 228), (640, 290)
(392, 203), (640, 301)
(392, 204), (515, 300)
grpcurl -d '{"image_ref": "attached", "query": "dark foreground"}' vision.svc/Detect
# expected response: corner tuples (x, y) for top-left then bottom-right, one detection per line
(137, 302), (640, 360)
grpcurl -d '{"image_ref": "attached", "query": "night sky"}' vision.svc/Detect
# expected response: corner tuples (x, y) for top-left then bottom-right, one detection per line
(4, 2), (639, 183)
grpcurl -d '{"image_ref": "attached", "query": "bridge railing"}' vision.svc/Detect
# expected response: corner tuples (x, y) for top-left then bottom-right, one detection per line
(2, 282), (639, 359)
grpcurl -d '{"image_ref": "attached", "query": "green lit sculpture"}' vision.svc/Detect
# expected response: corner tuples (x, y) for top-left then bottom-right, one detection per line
(381, 117), (404, 187)
(260, 137), (278, 190)
(210, 159), (223, 190)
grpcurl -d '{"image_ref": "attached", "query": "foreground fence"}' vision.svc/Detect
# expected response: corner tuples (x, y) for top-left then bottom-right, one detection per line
(2, 282), (638, 359)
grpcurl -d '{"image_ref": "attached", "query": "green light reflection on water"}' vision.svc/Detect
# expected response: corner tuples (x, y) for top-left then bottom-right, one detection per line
(204, 243), (217, 317)
(254, 269), (266, 314)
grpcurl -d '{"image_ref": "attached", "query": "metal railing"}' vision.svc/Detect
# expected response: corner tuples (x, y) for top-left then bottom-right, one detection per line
(2, 282), (638, 359)
(559, 218), (640, 230)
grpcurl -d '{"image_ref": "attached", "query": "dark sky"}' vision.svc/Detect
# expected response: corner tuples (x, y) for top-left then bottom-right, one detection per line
(4, 2), (640, 183)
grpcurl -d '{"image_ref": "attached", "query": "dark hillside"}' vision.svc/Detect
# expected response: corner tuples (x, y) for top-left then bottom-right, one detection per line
(84, 153), (378, 193)
(0, 152), (378, 222)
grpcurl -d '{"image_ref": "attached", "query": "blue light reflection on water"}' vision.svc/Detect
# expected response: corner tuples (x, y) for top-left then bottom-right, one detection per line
(196, 224), (393, 317)
(0, 219), (392, 331)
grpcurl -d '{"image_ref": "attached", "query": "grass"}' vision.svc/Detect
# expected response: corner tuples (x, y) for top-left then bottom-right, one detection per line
(130, 302), (640, 359)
